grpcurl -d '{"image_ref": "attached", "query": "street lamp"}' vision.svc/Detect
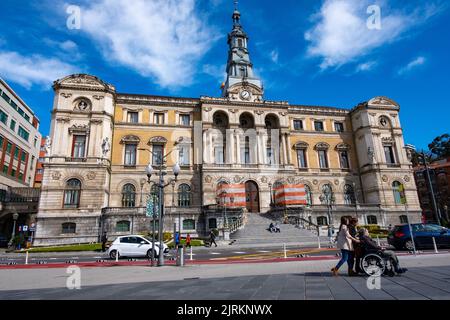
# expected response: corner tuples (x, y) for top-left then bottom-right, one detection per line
(319, 186), (335, 240)
(144, 153), (179, 266)
(8, 212), (19, 248)
(220, 191), (228, 229)
(268, 183), (273, 206)
(406, 145), (441, 225)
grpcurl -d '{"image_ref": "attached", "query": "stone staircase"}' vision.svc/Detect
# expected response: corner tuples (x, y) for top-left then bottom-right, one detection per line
(230, 213), (329, 245)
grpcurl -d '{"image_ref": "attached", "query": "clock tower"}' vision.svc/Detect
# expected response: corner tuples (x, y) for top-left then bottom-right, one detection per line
(222, 4), (263, 102)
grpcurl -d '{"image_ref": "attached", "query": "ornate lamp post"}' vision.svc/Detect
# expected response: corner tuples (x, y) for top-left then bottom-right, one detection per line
(8, 212), (19, 248)
(319, 186), (335, 240)
(145, 159), (180, 267)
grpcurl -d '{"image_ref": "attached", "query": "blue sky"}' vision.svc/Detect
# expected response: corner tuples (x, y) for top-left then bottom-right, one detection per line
(0, 0), (449, 150)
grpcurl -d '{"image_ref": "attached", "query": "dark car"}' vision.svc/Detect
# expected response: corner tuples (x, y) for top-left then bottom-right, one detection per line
(388, 223), (450, 250)
(0, 234), (9, 248)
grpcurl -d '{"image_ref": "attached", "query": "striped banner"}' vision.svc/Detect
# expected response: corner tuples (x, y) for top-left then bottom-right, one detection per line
(217, 183), (246, 208)
(274, 184), (307, 206)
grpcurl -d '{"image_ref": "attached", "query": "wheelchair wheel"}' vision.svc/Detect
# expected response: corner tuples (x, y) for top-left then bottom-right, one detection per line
(361, 253), (385, 277)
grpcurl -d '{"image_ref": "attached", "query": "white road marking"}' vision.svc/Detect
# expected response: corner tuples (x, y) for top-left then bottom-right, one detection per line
(210, 258), (227, 260)
(233, 252), (247, 254)
(258, 250), (270, 253)
(49, 258), (57, 260)
(210, 252), (221, 255)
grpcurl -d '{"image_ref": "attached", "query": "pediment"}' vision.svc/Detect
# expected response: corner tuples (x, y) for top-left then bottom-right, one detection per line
(368, 96), (399, 107)
(54, 74), (115, 92)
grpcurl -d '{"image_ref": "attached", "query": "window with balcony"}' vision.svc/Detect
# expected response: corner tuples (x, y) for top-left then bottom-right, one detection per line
(72, 135), (86, 158)
(121, 184), (136, 207)
(296, 149), (307, 169)
(339, 151), (350, 169)
(318, 150), (328, 169)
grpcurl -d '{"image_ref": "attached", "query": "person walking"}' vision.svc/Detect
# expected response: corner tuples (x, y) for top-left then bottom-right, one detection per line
(348, 218), (361, 274)
(175, 232), (180, 247)
(331, 217), (360, 276)
(101, 232), (108, 252)
(209, 230), (217, 247)
(186, 233), (191, 248)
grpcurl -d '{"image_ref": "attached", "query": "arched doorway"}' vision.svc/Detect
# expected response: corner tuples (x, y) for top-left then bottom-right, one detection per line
(245, 181), (260, 213)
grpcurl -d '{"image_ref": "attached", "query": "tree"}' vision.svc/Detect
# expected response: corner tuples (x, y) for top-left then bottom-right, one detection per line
(428, 134), (450, 160)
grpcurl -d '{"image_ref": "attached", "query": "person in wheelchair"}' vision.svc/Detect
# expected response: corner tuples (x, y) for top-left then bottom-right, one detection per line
(358, 228), (407, 275)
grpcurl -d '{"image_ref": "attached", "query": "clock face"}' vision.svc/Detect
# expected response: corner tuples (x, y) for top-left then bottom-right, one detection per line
(240, 90), (251, 100)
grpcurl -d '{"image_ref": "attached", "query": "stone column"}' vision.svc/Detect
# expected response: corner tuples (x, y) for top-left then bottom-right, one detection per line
(286, 133), (292, 165)
(281, 133), (288, 165)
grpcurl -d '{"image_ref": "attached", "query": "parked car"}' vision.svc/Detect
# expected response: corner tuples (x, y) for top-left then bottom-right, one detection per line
(388, 223), (450, 250)
(0, 234), (8, 248)
(106, 235), (169, 259)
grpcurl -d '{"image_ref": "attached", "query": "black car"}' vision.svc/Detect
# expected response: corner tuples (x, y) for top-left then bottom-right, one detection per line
(0, 234), (9, 248)
(388, 223), (450, 250)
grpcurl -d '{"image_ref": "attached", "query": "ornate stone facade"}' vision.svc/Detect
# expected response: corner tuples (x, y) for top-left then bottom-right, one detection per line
(34, 9), (421, 246)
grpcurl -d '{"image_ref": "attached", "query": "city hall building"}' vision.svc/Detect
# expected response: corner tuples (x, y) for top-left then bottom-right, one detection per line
(34, 9), (421, 245)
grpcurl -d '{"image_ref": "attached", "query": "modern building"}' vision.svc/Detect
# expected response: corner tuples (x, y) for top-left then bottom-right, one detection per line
(34, 8), (421, 246)
(34, 137), (47, 188)
(0, 77), (42, 241)
(414, 157), (450, 224)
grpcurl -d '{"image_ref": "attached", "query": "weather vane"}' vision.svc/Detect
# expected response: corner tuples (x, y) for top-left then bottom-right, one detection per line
(234, 0), (238, 10)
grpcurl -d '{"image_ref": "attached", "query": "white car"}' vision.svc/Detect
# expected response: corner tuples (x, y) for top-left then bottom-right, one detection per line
(106, 235), (169, 260)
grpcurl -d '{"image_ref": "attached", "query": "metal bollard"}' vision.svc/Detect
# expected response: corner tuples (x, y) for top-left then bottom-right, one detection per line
(176, 246), (184, 266)
(376, 236), (380, 247)
(283, 243), (287, 259)
(317, 236), (321, 249)
(115, 250), (119, 262)
(25, 251), (29, 265)
(190, 246), (193, 261)
(432, 237), (439, 254)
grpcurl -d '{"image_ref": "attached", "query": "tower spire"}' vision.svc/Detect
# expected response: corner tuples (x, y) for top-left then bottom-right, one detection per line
(222, 1), (263, 101)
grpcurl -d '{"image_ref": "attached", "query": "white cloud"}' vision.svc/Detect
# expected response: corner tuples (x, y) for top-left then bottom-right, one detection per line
(79, 0), (219, 88)
(398, 56), (426, 75)
(0, 51), (79, 89)
(305, 0), (444, 70)
(59, 40), (78, 52)
(356, 61), (377, 72)
(270, 50), (279, 64)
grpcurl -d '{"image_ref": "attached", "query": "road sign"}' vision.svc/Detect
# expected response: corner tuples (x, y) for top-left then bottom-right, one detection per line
(146, 196), (159, 218)
(23, 225), (28, 232)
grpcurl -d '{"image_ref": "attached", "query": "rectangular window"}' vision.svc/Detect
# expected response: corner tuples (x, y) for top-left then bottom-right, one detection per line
(314, 121), (324, 132)
(318, 150), (328, 168)
(340, 151), (350, 169)
(31, 156), (35, 170)
(0, 109), (7, 124)
(334, 122), (344, 132)
(152, 145), (164, 165)
(266, 148), (274, 165)
(154, 113), (164, 124)
(21, 151), (27, 162)
(11, 168), (16, 177)
(244, 146), (250, 164)
(34, 137), (38, 147)
(72, 135), (86, 158)
(293, 120), (303, 130)
(179, 146), (190, 166)
(18, 172), (23, 180)
(14, 147), (19, 159)
(384, 146), (395, 164)
(128, 111), (138, 123)
(2, 164), (8, 174)
(297, 149), (307, 168)
(180, 114), (190, 126)
(6, 142), (12, 154)
(18, 126), (29, 141)
(124, 144), (137, 166)
(10, 119), (16, 131)
(215, 147), (224, 164)
(0, 135), (3, 149)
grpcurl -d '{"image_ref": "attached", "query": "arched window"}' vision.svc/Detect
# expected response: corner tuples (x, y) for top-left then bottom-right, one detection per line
(320, 184), (333, 205)
(305, 185), (312, 207)
(399, 215), (408, 224)
(317, 216), (328, 226)
(64, 179), (81, 208)
(62, 222), (76, 234)
(122, 184), (136, 207)
(116, 220), (131, 232)
(367, 215), (378, 225)
(183, 219), (195, 230)
(178, 184), (191, 207)
(209, 218), (217, 229)
(392, 181), (406, 204)
(343, 184), (356, 205)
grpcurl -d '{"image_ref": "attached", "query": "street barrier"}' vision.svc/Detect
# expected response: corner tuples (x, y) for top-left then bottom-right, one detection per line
(432, 237), (439, 254)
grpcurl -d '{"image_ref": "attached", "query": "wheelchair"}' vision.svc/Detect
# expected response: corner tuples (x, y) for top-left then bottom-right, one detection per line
(360, 249), (396, 277)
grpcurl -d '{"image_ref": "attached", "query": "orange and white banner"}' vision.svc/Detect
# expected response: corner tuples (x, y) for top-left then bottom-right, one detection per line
(216, 183), (246, 208)
(274, 184), (307, 206)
